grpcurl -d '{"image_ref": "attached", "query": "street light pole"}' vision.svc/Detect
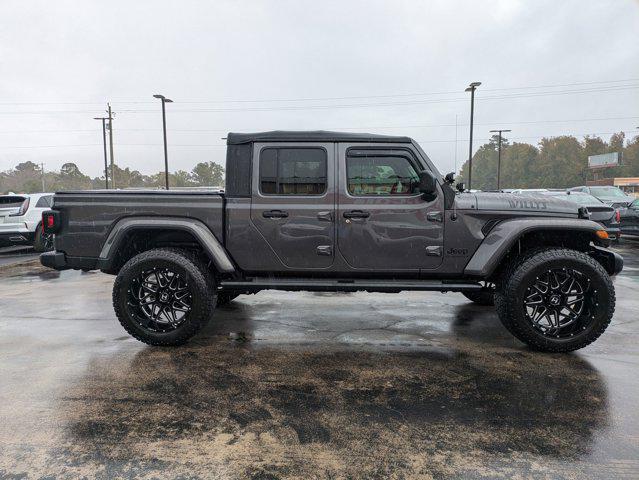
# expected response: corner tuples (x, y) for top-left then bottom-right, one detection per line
(153, 94), (173, 190)
(94, 117), (109, 189)
(489, 129), (511, 190)
(465, 82), (481, 190)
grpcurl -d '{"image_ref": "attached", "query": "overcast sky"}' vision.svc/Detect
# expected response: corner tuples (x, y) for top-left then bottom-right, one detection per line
(1, 0), (638, 178)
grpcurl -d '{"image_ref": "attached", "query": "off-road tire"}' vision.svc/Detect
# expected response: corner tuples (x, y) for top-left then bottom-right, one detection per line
(462, 290), (495, 306)
(33, 225), (53, 252)
(495, 248), (615, 352)
(216, 292), (240, 306)
(113, 248), (216, 346)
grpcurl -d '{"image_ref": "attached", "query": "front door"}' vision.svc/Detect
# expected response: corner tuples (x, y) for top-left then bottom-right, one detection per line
(336, 144), (444, 271)
(250, 143), (335, 269)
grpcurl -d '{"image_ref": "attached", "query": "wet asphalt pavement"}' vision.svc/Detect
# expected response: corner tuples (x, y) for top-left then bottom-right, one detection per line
(1, 242), (639, 479)
(0, 246), (39, 268)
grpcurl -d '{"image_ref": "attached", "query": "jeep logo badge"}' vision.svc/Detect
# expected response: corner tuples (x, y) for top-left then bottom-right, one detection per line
(446, 247), (468, 257)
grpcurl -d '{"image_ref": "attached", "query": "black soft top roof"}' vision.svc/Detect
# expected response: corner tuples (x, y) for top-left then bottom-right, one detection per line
(226, 130), (412, 145)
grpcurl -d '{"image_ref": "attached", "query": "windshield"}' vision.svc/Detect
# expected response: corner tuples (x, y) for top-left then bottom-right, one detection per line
(590, 186), (627, 198)
(550, 193), (602, 206)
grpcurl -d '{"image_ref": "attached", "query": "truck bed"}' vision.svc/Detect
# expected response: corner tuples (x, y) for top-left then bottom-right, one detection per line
(53, 190), (225, 258)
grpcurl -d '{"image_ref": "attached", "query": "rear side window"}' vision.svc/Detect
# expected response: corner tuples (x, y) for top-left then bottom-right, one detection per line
(259, 147), (327, 195)
(35, 196), (53, 208)
(0, 196), (26, 207)
(346, 152), (420, 196)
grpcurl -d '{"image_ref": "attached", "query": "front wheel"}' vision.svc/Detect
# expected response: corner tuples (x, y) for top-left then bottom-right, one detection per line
(113, 248), (216, 346)
(495, 248), (615, 352)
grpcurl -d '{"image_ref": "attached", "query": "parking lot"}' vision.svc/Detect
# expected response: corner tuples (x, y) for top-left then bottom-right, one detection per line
(0, 241), (638, 479)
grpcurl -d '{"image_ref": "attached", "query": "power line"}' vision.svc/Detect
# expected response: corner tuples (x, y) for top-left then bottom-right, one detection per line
(2, 115), (638, 135)
(1, 78), (638, 105)
(0, 84), (637, 115)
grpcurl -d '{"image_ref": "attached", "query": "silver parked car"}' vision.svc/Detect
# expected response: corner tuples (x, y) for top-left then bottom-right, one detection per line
(568, 186), (634, 208)
(542, 191), (620, 240)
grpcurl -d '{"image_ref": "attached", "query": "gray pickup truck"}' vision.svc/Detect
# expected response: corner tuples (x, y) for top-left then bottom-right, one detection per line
(41, 131), (623, 352)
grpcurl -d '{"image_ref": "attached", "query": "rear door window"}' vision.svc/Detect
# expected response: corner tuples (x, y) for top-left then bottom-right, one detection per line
(259, 147), (327, 195)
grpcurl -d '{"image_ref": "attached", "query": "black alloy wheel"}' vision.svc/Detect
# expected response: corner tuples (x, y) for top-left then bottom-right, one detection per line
(495, 248), (615, 352)
(523, 268), (591, 338)
(113, 248), (216, 346)
(127, 268), (193, 333)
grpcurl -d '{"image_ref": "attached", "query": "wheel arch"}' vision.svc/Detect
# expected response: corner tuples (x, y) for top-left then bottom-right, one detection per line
(464, 218), (612, 279)
(99, 217), (235, 274)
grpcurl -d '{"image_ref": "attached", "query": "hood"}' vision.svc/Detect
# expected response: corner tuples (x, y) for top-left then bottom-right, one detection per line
(460, 192), (580, 216)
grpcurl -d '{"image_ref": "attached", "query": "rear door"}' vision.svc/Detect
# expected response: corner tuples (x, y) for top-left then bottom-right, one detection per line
(250, 143), (336, 269)
(336, 144), (444, 271)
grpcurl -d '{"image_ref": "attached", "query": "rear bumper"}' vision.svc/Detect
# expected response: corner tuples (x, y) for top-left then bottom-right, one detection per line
(40, 251), (69, 270)
(40, 251), (101, 271)
(0, 231), (35, 247)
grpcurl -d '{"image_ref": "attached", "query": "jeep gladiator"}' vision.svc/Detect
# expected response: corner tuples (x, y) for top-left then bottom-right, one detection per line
(40, 131), (623, 352)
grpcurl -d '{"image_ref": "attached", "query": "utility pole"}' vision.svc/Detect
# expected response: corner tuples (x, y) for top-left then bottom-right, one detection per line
(454, 114), (458, 174)
(489, 129), (511, 190)
(153, 94), (173, 190)
(40, 163), (45, 192)
(107, 103), (115, 188)
(465, 82), (481, 190)
(94, 116), (109, 189)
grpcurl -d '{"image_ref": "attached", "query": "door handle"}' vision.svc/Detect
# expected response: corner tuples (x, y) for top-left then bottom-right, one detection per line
(343, 210), (370, 219)
(262, 210), (289, 219)
(426, 211), (443, 222)
(317, 211), (333, 222)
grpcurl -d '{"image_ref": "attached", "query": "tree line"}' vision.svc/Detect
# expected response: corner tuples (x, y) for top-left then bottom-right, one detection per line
(3, 131), (638, 194)
(0, 161), (225, 194)
(456, 131), (639, 190)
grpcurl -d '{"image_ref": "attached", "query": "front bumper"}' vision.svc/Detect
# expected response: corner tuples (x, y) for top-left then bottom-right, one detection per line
(605, 226), (621, 239)
(590, 246), (624, 276)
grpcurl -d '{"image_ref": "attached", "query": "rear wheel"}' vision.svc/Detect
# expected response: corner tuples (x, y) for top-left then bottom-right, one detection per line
(495, 248), (615, 352)
(33, 225), (54, 252)
(113, 248), (216, 346)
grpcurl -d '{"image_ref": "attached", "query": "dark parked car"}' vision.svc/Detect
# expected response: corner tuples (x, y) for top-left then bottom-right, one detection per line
(568, 186), (634, 208)
(40, 131), (622, 353)
(543, 191), (621, 240)
(620, 198), (639, 237)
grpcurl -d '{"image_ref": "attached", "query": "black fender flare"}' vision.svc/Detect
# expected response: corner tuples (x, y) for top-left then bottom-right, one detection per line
(98, 216), (235, 273)
(463, 218), (608, 278)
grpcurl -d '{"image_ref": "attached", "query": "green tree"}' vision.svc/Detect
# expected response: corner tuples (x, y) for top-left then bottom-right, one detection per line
(499, 142), (540, 189)
(536, 136), (585, 188)
(191, 161), (225, 187)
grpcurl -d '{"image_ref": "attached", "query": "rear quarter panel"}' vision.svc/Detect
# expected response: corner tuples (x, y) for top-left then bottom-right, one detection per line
(53, 192), (224, 257)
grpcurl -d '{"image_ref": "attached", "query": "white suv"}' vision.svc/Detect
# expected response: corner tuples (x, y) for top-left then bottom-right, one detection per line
(0, 193), (54, 251)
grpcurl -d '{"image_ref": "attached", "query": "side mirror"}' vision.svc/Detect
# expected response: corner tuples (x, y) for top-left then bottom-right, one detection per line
(444, 172), (455, 184)
(456, 182), (466, 193)
(418, 170), (437, 196)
